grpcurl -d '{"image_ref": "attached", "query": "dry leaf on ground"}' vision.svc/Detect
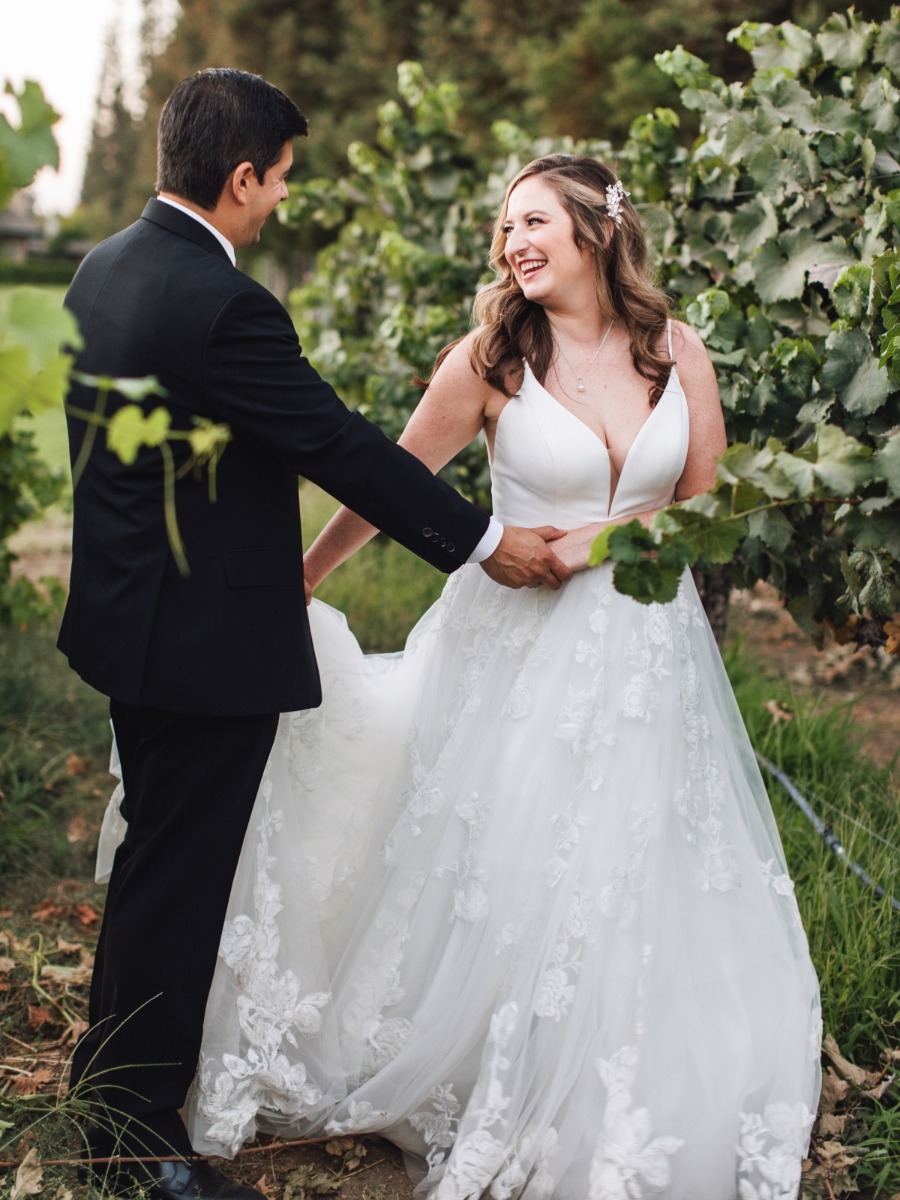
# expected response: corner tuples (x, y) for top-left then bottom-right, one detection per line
(764, 698), (794, 725)
(823, 1032), (891, 1096)
(75, 903), (99, 928)
(27, 1005), (57, 1031)
(282, 1165), (342, 1199)
(11, 1149), (43, 1200)
(65, 754), (88, 776)
(12, 1066), (56, 1096)
(40, 961), (93, 987)
(66, 816), (89, 843)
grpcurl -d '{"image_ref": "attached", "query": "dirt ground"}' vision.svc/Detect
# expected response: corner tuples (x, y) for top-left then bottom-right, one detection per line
(725, 584), (899, 772)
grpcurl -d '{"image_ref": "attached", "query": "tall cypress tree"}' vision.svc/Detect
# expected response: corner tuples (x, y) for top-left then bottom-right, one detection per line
(79, 24), (141, 238)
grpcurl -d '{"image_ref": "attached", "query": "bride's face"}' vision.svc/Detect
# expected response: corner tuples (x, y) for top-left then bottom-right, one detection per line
(502, 177), (594, 309)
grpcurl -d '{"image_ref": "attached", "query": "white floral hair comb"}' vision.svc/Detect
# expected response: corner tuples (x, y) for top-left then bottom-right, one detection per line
(605, 179), (630, 227)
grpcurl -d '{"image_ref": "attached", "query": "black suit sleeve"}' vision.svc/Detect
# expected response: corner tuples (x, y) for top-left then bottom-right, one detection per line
(202, 285), (490, 571)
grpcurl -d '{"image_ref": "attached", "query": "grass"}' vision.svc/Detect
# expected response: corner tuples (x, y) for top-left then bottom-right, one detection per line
(0, 618), (109, 891)
(727, 649), (899, 1064)
(0, 490), (897, 1196)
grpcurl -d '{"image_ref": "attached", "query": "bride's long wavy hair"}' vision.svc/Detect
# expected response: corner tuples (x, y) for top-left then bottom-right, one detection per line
(454, 155), (673, 404)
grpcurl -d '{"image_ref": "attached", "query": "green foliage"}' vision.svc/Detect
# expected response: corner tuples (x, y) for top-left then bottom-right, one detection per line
(283, 62), (609, 507)
(0, 88), (70, 621)
(0, 81), (59, 207)
(600, 11), (899, 642)
(0, 260), (77, 286)
(0, 287), (81, 435)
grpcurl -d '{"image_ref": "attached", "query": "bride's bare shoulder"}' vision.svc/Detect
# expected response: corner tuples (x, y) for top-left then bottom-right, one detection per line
(436, 330), (522, 416)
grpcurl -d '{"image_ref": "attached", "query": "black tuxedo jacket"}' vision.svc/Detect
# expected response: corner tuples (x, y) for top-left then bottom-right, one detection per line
(58, 199), (488, 716)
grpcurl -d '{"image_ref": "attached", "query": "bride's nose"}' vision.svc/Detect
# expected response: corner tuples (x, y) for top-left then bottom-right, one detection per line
(505, 225), (525, 261)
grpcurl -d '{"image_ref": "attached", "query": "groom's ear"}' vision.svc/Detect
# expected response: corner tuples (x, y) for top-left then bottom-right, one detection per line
(229, 161), (257, 206)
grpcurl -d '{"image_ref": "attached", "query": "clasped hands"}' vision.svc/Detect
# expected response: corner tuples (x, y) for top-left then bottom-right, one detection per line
(303, 525), (584, 607)
(479, 525), (580, 591)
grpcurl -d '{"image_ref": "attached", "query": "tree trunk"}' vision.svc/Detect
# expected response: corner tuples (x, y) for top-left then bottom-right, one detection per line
(693, 565), (733, 650)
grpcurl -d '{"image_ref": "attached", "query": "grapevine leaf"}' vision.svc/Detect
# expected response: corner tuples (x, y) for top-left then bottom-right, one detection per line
(874, 16), (900, 74)
(588, 524), (616, 567)
(679, 490), (724, 519)
(858, 561), (893, 616)
(747, 507), (794, 552)
(773, 451), (816, 497)
(729, 20), (817, 73)
(831, 264), (872, 323)
(0, 80), (60, 197)
(716, 443), (793, 498)
(606, 522), (654, 564)
(817, 13), (873, 70)
(612, 558), (682, 606)
(873, 433), (900, 497)
(811, 425), (873, 494)
(0, 287), (81, 369)
(731, 196), (779, 255)
(188, 420), (232, 462)
(106, 405), (172, 465)
(0, 346), (31, 434)
(821, 328), (891, 416)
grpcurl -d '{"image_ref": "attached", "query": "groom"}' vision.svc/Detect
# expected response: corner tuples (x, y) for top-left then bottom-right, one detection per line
(59, 68), (570, 1200)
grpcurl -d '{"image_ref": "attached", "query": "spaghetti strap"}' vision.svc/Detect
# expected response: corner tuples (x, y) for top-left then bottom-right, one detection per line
(666, 317), (673, 358)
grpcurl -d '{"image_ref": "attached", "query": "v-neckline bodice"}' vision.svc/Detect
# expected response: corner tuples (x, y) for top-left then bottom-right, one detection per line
(523, 362), (681, 513)
(487, 353), (689, 528)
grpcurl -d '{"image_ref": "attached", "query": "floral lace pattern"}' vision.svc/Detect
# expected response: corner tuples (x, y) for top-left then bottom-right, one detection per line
(534, 887), (595, 1021)
(671, 586), (742, 894)
(590, 1045), (684, 1199)
(416, 1004), (561, 1200)
(193, 772), (330, 1154)
(736, 1102), (815, 1200)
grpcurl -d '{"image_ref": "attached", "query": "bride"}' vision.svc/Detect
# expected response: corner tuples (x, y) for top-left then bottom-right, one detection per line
(115, 155), (822, 1197)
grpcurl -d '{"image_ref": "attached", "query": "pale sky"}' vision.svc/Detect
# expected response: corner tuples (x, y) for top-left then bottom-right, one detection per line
(1, 0), (175, 215)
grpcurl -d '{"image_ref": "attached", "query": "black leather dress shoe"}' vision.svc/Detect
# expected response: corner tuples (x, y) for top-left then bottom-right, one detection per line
(81, 1157), (265, 1200)
(142, 1160), (266, 1200)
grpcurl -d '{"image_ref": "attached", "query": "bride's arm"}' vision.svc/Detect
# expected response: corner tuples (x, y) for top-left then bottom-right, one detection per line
(304, 337), (498, 594)
(550, 323), (726, 573)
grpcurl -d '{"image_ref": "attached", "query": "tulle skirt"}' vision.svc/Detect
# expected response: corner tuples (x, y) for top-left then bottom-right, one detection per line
(167, 564), (821, 1199)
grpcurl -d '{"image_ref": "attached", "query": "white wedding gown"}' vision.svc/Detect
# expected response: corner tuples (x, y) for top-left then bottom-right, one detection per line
(106, 345), (822, 1198)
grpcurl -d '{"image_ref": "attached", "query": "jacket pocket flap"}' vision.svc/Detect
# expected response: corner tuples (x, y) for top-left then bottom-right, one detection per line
(224, 550), (302, 588)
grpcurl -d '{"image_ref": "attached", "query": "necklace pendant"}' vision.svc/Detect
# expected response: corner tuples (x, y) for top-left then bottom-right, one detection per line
(577, 378), (585, 393)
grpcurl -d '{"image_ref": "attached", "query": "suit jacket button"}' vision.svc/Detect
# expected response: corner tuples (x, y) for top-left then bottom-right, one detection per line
(422, 526), (433, 538)
(446, 542), (455, 553)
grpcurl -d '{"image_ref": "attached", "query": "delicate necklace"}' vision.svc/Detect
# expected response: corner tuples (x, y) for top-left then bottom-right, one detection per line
(555, 321), (613, 393)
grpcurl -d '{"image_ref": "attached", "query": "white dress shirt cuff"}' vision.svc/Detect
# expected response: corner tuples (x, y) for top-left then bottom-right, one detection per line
(466, 516), (504, 564)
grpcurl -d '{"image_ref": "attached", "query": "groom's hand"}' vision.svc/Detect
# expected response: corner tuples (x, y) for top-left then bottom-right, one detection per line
(480, 526), (573, 590)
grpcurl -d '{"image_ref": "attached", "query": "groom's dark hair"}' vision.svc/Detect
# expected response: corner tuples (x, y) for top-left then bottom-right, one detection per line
(156, 68), (309, 210)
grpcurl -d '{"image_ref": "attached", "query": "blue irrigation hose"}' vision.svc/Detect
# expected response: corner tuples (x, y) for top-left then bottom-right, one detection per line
(755, 751), (900, 914)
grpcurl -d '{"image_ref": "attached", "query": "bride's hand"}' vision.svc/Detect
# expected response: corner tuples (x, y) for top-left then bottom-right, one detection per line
(549, 527), (604, 573)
